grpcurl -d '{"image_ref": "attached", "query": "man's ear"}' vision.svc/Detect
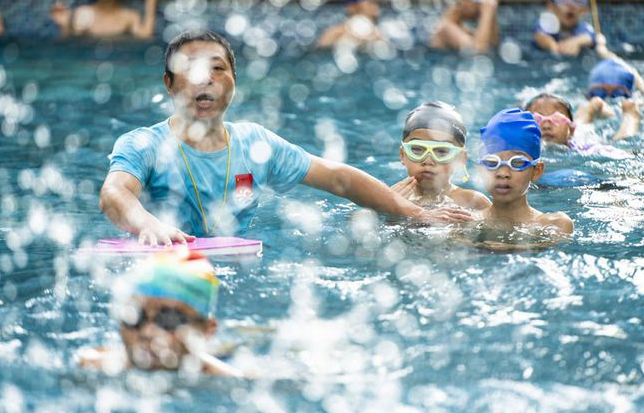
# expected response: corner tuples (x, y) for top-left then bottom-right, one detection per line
(531, 162), (545, 182)
(164, 73), (172, 95)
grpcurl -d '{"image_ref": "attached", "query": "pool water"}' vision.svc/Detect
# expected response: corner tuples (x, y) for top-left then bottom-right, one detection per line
(1, 14), (644, 413)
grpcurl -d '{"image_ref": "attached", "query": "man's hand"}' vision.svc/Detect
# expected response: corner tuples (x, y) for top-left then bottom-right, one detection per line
(412, 207), (475, 225)
(137, 217), (196, 246)
(391, 176), (417, 199)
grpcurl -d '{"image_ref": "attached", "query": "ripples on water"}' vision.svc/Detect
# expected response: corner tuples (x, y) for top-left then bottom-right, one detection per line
(1, 16), (644, 413)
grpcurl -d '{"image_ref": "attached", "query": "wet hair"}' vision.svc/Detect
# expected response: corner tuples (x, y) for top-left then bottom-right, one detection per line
(164, 29), (237, 86)
(523, 93), (573, 121)
(402, 101), (467, 145)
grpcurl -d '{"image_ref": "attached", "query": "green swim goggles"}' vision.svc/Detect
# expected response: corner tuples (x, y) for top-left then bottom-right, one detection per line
(401, 140), (464, 164)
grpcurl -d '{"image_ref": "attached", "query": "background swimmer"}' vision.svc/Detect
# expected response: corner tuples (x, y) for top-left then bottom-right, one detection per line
(430, 0), (499, 54)
(78, 250), (244, 377)
(50, 0), (158, 39)
(575, 58), (642, 141)
(533, 0), (595, 56)
(392, 101), (491, 223)
(475, 108), (573, 241)
(525, 93), (631, 159)
(317, 0), (385, 49)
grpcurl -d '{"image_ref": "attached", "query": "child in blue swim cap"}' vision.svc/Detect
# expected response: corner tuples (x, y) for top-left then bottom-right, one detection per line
(524, 93), (631, 159)
(533, 0), (595, 56)
(476, 108), (573, 234)
(78, 249), (244, 377)
(575, 57), (643, 141)
(392, 101), (491, 223)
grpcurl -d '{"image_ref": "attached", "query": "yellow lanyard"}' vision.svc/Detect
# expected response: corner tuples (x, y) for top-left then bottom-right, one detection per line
(178, 128), (231, 236)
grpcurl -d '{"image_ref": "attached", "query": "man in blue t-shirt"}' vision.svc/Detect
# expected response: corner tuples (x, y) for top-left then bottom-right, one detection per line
(533, 0), (595, 56)
(100, 30), (473, 245)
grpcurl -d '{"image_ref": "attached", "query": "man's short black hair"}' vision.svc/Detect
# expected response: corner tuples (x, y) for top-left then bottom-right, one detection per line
(523, 93), (574, 121)
(164, 29), (236, 86)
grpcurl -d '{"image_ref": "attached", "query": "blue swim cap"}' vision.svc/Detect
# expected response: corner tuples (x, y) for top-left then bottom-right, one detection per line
(589, 59), (634, 92)
(132, 250), (219, 319)
(479, 108), (541, 160)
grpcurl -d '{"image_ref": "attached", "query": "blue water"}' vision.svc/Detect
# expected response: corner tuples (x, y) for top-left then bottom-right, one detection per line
(1, 16), (644, 413)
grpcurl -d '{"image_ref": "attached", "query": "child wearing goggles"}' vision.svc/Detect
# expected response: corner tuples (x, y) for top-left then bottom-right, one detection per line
(524, 93), (632, 158)
(78, 250), (245, 377)
(574, 57), (643, 141)
(392, 101), (491, 223)
(533, 0), (595, 56)
(475, 108), (573, 237)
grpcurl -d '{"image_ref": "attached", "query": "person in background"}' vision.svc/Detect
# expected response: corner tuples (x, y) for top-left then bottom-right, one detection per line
(0, 12), (5, 36)
(78, 249), (244, 377)
(533, 0), (595, 56)
(317, 0), (385, 49)
(392, 101), (491, 213)
(50, 0), (158, 39)
(429, 0), (499, 54)
(524, 93), (632, 158)
(574, 58), (642, 141)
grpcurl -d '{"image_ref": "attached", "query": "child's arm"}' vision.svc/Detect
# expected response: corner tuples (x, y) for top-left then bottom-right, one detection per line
(557, 34), (594, 56)
(199, 352), (246, 377)
(613, 100), (641, 141)
(302, 156), (475, 224)
(575, 96), (615, 124)
(473, 0), (499, 53)
(317, 24), (345, 48)
(533, 31), (559, 54)
(131, 0), (158, 39)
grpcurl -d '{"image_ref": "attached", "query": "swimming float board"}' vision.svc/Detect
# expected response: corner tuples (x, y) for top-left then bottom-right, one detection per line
(78, 237), (262, 257)
(538, 169), (602, 188)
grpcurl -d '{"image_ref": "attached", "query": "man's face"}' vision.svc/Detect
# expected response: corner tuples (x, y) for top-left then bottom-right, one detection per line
(119, 296), (216, 370)
(165, 41), (235, 121)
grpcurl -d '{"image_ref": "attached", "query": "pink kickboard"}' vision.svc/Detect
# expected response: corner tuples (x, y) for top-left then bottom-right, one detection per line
(78, 237), (262, 257)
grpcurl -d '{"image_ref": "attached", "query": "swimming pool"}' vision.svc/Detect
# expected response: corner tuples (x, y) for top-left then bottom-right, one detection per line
(1, 6), (644, 413)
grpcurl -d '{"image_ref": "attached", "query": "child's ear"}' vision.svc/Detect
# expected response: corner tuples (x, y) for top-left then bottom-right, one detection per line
(164, 73), (173, 95)
(531, 162), (545, 182)
(399, 146), (405, 164)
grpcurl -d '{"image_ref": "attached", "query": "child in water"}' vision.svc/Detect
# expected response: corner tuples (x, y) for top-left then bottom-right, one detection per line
(574, 58), (643, 141)
(476, 108), (574, 234)
(430, 0), (499, 54)
(78, 249), (244, 377)
(524, 93), (631, 159)
(533, 0), (595, 56)
(392, 101), (491, 221)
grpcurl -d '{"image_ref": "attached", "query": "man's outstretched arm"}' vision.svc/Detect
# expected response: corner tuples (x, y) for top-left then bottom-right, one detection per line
(100, 171), (195, 245)
(301, 156), (474, 224)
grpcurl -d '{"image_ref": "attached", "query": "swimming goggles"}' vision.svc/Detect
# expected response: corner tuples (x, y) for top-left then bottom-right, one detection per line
(401, 140), (464, 164)
(588, 84), (633, 99)
(122, 306), (206, 331)
(532, 112), (575, 128)
(478, 154), (540, 172)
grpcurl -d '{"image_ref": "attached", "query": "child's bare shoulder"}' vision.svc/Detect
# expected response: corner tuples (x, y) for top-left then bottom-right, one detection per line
(536, 211), (574, 234)
(451, 187), (492, 210)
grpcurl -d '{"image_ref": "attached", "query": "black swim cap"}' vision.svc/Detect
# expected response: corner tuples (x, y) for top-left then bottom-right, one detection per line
(402, 101), (467, 145)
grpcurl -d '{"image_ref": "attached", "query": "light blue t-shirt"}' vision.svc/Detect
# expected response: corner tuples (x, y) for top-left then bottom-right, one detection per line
(108, 120), (312, 236)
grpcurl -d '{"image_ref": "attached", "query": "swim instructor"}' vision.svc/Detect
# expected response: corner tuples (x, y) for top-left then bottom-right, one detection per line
(100, 29), (473, 245)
